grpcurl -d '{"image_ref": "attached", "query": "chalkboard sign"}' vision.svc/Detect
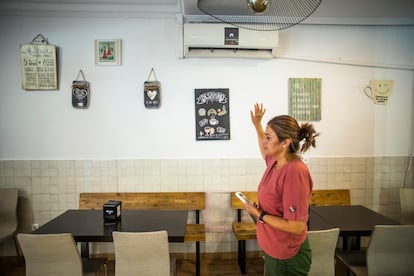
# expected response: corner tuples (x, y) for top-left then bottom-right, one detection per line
(195, 88), (230, 141)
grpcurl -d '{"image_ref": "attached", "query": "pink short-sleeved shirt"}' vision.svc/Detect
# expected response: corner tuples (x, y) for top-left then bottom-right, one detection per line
(256, 156), (312, 260)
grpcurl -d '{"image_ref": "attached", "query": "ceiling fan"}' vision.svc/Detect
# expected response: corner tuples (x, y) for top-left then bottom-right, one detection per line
(197, 0), (322, 31)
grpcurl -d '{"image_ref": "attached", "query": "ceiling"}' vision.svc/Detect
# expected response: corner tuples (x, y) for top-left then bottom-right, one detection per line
(1, 0), (413, 25)
(183, 0), (414, 25)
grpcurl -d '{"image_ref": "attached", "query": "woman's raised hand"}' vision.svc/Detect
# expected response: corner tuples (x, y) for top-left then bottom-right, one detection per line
(250, 103), (266, 126)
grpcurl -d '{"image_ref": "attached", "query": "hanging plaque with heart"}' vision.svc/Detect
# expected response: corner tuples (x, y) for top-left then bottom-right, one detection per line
(144, 68), (161, 108)
(72, 70), (90, 109)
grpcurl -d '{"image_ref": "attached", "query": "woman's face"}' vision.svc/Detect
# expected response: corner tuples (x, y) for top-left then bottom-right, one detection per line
(263, 126), (285, 157)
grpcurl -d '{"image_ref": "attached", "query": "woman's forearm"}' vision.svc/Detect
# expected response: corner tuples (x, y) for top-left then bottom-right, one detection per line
(245, 203), (307, 235)
(260, 213), (307, 235)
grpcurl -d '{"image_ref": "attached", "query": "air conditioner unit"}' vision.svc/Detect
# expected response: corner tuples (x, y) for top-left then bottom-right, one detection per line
(183, 23), (278, 59)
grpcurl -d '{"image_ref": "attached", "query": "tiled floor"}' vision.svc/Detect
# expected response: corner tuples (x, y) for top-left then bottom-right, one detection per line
(1, 256), (264, 276)
(1, 254), (350, 275)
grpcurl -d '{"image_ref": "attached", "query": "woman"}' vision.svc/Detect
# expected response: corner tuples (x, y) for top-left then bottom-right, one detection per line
(244, 103), (319, 275)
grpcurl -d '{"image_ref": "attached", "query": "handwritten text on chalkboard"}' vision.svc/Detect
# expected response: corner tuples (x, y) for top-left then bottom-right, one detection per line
(195, 88), (230, 141)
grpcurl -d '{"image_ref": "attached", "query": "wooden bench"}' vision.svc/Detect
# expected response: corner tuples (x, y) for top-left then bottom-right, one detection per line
(231, 189), (350, 274)
(231, 191), (258, 274)
(79, 192), (206, 276)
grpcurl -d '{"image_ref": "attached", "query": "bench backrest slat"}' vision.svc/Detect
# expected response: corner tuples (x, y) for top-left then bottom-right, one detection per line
(231, 189), (350, 209)
(231, 192), (258, 209)
(79, 192), (205, 211)
(310, 189), (350, 206)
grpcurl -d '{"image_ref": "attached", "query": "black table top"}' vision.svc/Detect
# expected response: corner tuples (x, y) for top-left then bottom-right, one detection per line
(308, 210), (335, 230)
(310, 205), (399, 236)
(32, 209), (188, 242)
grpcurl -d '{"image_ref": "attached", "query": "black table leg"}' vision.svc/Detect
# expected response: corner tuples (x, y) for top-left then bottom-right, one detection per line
(350, 236), (361, 250)
(80, 242), (89, 258)
(342, 236), (361, 251)
(237, 240), (247, 274)
(196, 241), (200, 276)
(342, 236), (348, 250)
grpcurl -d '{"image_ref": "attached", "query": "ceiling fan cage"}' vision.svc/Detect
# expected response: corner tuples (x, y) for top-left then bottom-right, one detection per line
(197, 0), (322, 31)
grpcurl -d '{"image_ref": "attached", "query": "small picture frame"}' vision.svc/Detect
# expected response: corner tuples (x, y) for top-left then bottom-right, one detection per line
(94, 39), (122, 65)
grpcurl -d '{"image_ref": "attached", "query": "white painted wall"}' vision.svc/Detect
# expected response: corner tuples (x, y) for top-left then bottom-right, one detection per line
(0, 15), (413, 160)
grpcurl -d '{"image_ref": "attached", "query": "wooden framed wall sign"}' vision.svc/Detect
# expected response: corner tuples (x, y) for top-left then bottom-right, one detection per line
(94, 39), (122, 65)
(20, 34), (58, 90)
(195, 88), (230, 141)
(288, 78), (322, 121)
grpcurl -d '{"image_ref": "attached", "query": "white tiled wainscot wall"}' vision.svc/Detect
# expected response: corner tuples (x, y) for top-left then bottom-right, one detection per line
(0, 156), (412, 256)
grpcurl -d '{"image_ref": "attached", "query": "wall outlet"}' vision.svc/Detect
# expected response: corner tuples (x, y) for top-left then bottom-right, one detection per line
(32, 223), (39, 230)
